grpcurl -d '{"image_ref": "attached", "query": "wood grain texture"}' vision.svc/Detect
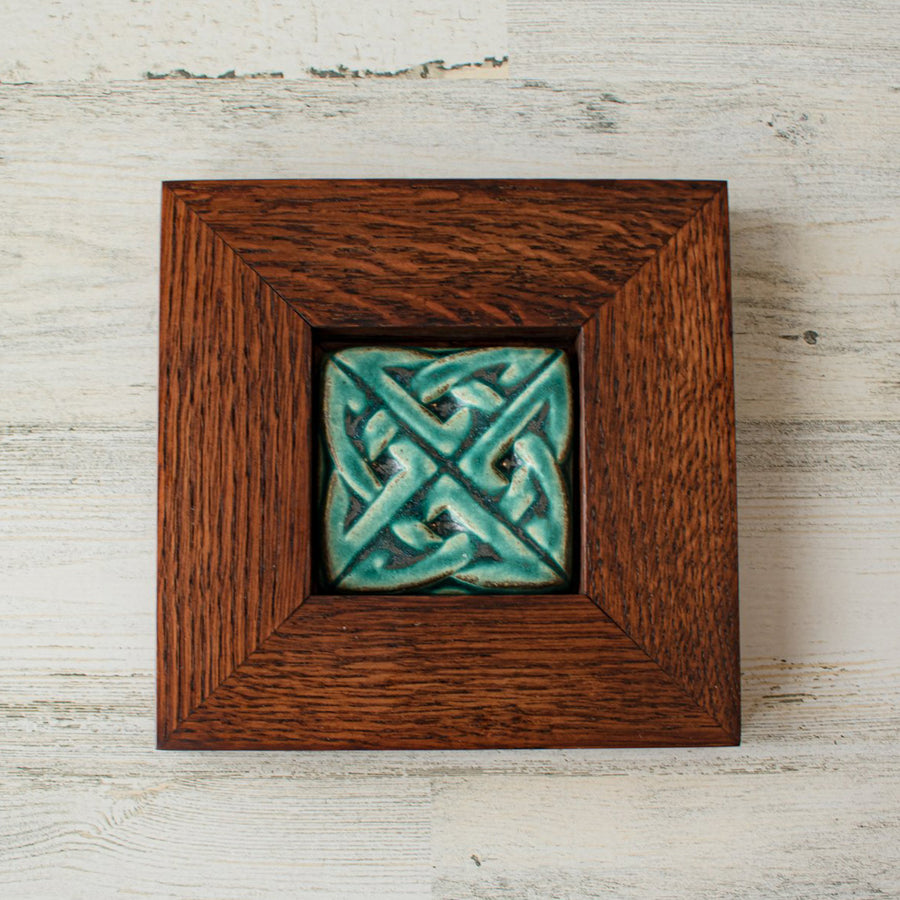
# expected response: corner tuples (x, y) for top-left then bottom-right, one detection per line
(158, 179), (737, 749)
(581, 186), (739, 738)
(158, 188), (312, 745)
(1, 0), (898, 891)
(167, 179), (719, 328)
(166, 595), (733, 749)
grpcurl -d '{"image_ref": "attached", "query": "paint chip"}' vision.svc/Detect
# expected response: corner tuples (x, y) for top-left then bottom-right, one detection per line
(309, 56), (508, 80)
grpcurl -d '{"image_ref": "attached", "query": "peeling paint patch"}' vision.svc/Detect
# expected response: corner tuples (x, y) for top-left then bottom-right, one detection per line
(766, 111), (823, 146)
(581, 95), (627, 133)
(145, 69), (284, 80)
(779, 330), (820, 345)
(309, 56), (508, 81)
(582, 104), (618, 133)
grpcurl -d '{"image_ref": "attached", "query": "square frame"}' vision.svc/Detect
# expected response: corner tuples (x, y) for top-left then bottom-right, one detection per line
(158, 179), (739, 749)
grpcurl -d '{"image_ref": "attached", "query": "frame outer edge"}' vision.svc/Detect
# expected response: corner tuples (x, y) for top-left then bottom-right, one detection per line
(157, 186), (313, 746)
(582, 186), (740, 741)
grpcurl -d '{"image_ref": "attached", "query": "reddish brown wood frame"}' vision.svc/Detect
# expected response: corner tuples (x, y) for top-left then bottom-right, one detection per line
(158, 179), (739, 750)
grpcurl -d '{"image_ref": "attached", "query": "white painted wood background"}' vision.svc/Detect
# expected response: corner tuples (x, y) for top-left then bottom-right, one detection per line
(1, 1), (898, 896)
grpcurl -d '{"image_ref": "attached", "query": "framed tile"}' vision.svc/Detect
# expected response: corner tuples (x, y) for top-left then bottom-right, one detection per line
(157, 180), (739, 749)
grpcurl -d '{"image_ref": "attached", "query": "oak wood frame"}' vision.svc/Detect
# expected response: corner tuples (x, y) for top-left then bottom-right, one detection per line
(158, 179), (739, 749)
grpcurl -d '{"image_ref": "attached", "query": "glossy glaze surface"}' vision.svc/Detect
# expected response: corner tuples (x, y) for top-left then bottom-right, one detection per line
(319, 346), (573, 593)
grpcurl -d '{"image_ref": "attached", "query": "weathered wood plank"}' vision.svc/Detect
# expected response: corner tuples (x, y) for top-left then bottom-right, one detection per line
(511, 0), (900, 85)
(0, 0), (508, 82)
(431, 769), (900, 898)
(0, 771), (433, 899)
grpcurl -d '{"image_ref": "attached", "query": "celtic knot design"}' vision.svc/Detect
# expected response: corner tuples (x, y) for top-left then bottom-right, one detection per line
(320, 347), (573, 594)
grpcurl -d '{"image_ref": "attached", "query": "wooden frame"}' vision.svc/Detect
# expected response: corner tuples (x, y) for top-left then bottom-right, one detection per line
(158, 179), (739, 749)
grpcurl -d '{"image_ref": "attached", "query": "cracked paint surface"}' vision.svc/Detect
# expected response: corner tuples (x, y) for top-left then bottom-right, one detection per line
(0, 0), (508, 82)
(309, 56), (508, 80)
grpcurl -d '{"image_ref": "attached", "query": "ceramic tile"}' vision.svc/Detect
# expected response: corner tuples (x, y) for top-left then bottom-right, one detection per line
(320, 346), (573, 594)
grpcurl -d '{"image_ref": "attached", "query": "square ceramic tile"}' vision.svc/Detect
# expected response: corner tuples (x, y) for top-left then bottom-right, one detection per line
(319, 346), (573, 594)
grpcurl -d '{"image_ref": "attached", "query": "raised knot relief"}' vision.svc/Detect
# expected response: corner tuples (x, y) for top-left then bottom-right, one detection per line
(320, 346), (573, 593)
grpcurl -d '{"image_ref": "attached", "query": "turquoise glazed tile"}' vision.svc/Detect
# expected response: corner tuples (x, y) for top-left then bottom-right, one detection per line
(319, 346), (573, 594)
